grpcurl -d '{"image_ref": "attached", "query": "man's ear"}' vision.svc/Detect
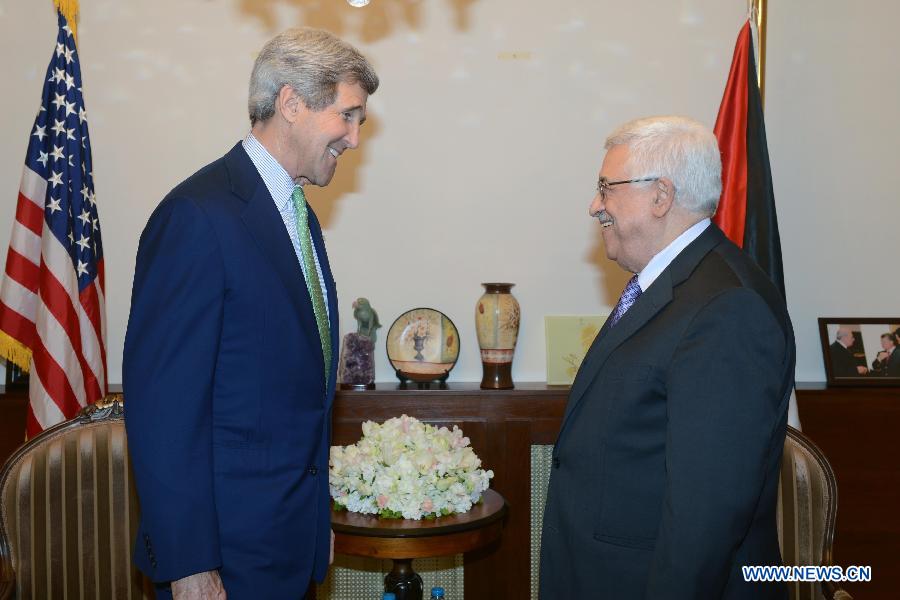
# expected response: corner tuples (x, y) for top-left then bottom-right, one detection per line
(651, 177), (675, 217)
(276, 84), (302, 124)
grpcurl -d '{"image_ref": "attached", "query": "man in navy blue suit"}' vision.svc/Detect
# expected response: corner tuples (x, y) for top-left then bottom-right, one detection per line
(123, 28), (378, 600)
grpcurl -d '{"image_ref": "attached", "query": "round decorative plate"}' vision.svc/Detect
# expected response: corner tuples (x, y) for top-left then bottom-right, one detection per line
(386, 308), (460, 382)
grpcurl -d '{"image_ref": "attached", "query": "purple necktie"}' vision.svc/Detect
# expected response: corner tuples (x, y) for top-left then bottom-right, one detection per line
(609, 274), (642, 327)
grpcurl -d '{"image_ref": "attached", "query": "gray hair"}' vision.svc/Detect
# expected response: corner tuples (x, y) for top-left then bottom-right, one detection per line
(604, 116), (722, 216)
(248, 27), (379, 126)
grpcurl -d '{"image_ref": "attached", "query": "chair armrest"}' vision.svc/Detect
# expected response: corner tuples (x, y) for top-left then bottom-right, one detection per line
(0, 577), (14, 600)
(0, 552), (14, 600)
(824, 581), (853, 600)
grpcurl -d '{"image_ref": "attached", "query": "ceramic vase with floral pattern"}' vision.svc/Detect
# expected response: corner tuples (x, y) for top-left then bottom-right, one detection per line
(475, 283), (520, 389)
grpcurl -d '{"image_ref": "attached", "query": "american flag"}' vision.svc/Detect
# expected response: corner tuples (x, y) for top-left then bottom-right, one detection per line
(0, 11), (107, 436)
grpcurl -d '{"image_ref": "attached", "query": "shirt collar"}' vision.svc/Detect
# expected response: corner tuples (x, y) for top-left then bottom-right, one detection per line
(637, 218), (711, 291)
(242, 132), (297, 212)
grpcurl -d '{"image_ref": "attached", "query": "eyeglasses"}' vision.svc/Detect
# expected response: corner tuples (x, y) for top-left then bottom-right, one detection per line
(596, 176), (659, 201)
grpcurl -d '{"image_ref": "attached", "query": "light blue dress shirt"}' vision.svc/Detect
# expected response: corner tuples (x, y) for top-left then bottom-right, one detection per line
(242, 133), (329, 316)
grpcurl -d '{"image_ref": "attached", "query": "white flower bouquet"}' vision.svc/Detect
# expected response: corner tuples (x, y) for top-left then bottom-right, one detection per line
(329, 414), (494, 520)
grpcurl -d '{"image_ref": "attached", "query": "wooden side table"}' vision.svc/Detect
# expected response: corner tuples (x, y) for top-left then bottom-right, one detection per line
(332, 489), (507, 600)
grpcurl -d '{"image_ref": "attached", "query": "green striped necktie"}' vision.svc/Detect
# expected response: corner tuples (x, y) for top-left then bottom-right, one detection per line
(292, 185), (331, 379)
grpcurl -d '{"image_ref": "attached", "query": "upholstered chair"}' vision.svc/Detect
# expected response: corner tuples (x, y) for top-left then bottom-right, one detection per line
(0, 394), (154, 599)
(778, 425), (852, 600)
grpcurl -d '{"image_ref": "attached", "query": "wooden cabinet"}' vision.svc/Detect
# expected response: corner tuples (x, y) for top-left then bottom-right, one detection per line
(332, 383), (567, 600)
(0, 391), (27, 468)
(794, 383), (900, 599)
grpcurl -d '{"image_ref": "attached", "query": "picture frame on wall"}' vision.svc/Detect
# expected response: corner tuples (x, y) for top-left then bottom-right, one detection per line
(818, 318), (900, 386)
(545, 315), (607, 385)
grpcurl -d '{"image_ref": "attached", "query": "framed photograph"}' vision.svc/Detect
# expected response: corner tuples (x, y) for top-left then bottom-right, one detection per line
(545, 315), (607, 385)
(818, 318), (900, 386)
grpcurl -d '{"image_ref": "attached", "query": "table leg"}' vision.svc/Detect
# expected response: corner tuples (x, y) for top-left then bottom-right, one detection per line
(384, 558), (423, 600)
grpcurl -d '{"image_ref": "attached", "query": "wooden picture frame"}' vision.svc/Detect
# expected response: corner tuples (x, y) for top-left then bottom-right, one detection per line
(818, 318), (900, 386)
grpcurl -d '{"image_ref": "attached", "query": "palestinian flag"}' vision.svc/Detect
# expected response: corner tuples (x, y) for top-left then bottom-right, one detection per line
(713, 20), (786, 298)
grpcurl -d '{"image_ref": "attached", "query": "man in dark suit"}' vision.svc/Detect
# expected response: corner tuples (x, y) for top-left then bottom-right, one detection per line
(829, 326), (866, 377)
(872, 332), (900, 376)
(539, 116), (795, 599)
(123, 28), (378, 600)
(889, 345), (900, 377)
(887, 336), (900, 376)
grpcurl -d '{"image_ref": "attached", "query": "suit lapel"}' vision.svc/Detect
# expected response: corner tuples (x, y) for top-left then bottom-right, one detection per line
(558, 272), (673, 439)
(225, 144), (322, 363)
(557, 224), (726, 442)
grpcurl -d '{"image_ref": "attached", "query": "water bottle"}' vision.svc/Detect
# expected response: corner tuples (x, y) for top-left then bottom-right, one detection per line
(430, 587), (445, 599)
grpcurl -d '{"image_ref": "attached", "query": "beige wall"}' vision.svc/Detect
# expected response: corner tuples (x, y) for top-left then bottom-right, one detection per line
(0, 0), (896, 386)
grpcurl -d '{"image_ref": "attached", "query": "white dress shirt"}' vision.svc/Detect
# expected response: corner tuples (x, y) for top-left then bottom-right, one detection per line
(637, 218), (711, 292)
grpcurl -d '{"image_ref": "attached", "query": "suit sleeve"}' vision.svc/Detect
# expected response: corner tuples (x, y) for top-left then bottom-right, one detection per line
(645, 288), (788, 597)
(123, 196), (225, 583)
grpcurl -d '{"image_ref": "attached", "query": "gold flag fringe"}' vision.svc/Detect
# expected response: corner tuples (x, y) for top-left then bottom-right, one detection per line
(0, 330), (32, 373)
(53, 0), (79, 42)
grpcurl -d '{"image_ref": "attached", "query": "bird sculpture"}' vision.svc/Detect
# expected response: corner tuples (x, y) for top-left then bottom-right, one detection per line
(352, 297), (381, 343)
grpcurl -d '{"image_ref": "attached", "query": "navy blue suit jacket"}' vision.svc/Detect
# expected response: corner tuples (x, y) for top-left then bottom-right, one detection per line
(123, 143), (339, 599)
(540, 225), (794, 599)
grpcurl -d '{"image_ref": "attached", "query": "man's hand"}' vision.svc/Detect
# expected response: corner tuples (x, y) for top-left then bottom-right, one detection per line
(171, 570), (226, 600)
(856, 365), (868, 375)
(330, 529), (335, 564)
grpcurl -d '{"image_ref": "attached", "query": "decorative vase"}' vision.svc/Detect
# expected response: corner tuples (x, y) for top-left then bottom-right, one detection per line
(475, 283), (520, 389)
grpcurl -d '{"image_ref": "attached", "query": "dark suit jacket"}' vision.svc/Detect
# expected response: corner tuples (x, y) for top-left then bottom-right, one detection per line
(829, 341), (859, 378)
(886, 347), (900, 377)
(123, 143), (339, 599)
(539, 224), (794, 599)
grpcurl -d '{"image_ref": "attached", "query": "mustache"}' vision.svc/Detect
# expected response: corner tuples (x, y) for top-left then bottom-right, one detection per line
(594, 210), (614, 228)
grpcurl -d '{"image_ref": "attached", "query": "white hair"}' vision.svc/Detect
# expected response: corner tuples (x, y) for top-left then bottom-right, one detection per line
(248, 27), (379, 126)
(605, 116), (722, 216)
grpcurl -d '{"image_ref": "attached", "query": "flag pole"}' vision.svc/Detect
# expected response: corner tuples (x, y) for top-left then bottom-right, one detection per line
(752, 0), (767, 107)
